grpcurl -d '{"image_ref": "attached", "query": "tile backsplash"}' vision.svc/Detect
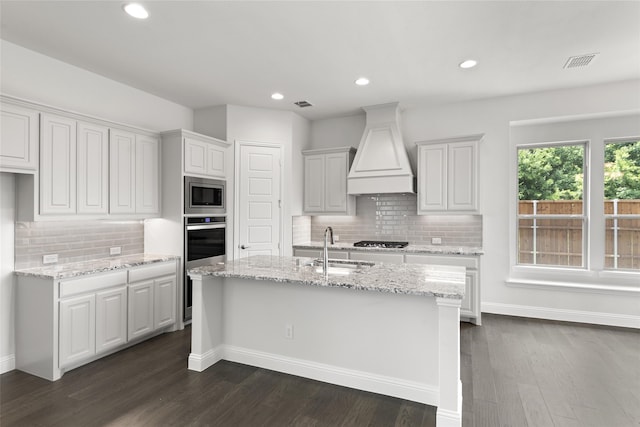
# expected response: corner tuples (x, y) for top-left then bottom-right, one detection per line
(14, 220), (144, 269)
(302, 194), (482, 247)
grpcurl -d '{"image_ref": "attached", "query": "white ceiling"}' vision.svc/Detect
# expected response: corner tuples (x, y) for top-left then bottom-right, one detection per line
(1, 1), (639, 120)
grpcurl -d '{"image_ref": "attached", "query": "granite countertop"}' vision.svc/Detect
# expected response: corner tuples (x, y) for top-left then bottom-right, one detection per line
(14, 254), (179, 280)
(189, 255), (465, 299)
(293, 241), (484, 256)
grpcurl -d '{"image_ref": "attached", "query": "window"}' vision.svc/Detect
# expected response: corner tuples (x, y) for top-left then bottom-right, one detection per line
(604, 140), (640, 270)
(517, 143), (586, 267)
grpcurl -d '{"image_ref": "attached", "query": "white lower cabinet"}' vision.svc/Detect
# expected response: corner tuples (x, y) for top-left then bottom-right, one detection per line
(59, 294), (96, 367)
(96, 286), (128, 354)
(154, 276), (177, 329)
(128, 280), (155, 340)
(16, 260), (177, 381)
(293, 249), (349, 259)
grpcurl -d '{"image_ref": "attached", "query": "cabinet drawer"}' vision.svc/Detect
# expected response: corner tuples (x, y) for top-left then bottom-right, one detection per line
(60, 270), (127, 298)
(349, 252), (404, 264)
(128, 261), (175, 283)
(404, 254), (478, 269)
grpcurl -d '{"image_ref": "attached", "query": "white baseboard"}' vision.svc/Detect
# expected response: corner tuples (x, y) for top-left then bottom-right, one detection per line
(188, 346), (223, 372)
(482, 302), (640, 329)
(436, 408), (462, 427)
(1, 354), (15, 374)
(223, 345), (439, 406)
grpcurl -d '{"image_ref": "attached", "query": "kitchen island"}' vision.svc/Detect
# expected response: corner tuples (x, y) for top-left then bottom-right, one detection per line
(188, 255), (465, 427)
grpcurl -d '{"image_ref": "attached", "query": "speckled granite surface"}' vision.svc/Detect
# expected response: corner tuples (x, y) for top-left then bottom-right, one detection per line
(189, 255), (465, 299)
(14, 254), (179, 280)
(293, 242), (483, 255)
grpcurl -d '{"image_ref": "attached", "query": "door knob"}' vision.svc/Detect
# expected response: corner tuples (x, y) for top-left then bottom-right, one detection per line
(240, 245), (250, 249)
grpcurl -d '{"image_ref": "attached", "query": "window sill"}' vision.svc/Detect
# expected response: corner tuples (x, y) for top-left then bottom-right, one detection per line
(506, 277), (640, 296)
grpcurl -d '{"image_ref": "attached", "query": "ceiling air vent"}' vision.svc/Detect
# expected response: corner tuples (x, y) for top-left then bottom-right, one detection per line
(294, 100), (313, 108)
(564, 53), (598, 69)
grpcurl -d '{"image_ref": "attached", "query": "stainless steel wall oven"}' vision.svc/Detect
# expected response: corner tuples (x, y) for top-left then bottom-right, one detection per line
(184, 216), (225, 321)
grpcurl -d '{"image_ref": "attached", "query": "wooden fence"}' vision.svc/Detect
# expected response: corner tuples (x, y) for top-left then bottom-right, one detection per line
(518, 200), (640, 270)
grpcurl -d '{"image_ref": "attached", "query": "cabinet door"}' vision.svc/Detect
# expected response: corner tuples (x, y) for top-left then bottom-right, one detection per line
(96, 286), (127, 354)
(110, 129), (136, 214)
(0, 103), (38, 171)
(324, 152), (349, 212)
(128, 281), (154, 340)
(77, 122), (109, 214)
(40, 114), (77, 214)
(206, 143), (226, 178)
(303, 154), (325, 212)
(135, 134), (160, 214)
(460, 270), (477, 318)
(184, 137), (207, 175)
(59, 294), (96, 367)
(154, 276), (176, 329)
(448, 141), (477, 211)
(417, 144), (447, 213)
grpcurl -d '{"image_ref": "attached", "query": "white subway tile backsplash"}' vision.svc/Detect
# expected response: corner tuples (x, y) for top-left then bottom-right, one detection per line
(15, 220), (144, 269)
(309, 194), (482, 247)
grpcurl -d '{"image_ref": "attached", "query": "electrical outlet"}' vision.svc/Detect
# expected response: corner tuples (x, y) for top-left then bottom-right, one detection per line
(110, 246), (122, 256)
(43, 254), (58, 264)
(334, 235), (340, 242)
(285, 324), (294, 340)
(431, 237), (442, 245)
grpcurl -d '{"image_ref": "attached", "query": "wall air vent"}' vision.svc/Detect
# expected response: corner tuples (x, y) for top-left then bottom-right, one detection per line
(563, 53), (598, 69)
(294, 100), (313, 108)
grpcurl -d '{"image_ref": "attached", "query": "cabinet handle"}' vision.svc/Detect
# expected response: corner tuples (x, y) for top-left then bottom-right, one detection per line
(240, 245), (250, 249)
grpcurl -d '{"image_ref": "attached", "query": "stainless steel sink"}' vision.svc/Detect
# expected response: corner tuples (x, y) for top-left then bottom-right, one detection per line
(312, 258), (374, 275)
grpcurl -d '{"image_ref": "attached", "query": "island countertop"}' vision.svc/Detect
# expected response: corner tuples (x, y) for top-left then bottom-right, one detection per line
(188, 255), (465, 299)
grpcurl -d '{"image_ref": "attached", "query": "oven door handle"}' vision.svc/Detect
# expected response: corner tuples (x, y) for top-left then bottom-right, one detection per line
(186, 224), (226, 231)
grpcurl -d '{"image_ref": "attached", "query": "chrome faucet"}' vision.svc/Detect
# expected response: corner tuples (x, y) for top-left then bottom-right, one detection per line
(323, 226), (334, 277)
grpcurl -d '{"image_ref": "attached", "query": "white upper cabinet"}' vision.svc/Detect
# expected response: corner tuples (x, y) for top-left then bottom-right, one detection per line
(40, 114), (77, 215)
(416, 134), (482, 214)
(135, 134), (160, 214)
(0, 103), (39, 172)
(303, 147), (356, 215)
(184, 136), (227, 179)
(77, 122), (109, 214)
(303, 154), (325, 212)
(110, 130), (160, 216)
(110, 129), (136, 214)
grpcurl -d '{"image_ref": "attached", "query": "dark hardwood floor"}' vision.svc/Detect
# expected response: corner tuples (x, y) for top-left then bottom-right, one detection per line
(1, 314), (638, 426)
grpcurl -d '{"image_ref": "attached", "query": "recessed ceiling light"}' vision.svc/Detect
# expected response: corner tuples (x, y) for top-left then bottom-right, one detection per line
(355, 77), (370, 86)
(459, 59), (477, 69)
(123, 3), (149, 19)
(271, 93), (284, 100)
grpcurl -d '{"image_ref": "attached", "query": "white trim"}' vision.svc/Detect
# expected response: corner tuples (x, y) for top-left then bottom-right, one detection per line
(436, 407), (462, 427)
(187, 345), (223, 372)
(0, 354), (15, 374)
(505, 278), (640, 295)
(482, 302), (640, 329)
(223, 345), (439, 405)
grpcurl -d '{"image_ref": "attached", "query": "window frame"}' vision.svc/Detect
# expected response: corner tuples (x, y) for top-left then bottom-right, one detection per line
(515, 140), (589, 270)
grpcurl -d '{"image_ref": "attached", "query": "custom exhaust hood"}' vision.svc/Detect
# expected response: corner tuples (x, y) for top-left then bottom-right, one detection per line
(347, 102), (415, 194)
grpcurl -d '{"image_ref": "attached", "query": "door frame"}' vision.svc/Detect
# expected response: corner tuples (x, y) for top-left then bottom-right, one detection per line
(233, 140), (284, 260)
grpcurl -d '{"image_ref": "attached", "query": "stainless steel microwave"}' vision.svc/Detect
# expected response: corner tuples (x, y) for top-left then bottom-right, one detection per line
(184, 176), (225, 215)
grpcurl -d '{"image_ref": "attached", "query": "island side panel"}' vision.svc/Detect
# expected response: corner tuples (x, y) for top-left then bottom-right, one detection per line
(188, 274), (224, 371)
(436, 297), (462, 427)
(220, 277), (440, 405)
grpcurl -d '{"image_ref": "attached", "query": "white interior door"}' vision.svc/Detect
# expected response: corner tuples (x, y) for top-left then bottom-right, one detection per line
(237, 143), (282, 259)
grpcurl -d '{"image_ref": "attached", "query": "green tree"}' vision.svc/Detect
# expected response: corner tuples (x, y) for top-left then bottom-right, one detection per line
(518, 145), (584, 201)
(604, 141), (640, 199)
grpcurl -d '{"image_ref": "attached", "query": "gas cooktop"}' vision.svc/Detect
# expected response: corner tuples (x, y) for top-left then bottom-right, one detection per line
(353, 241), (409, 249)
